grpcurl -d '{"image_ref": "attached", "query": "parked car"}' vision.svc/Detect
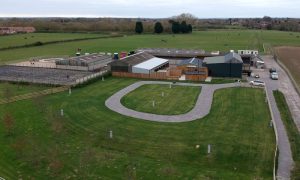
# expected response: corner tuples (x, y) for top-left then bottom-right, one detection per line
(250, 80), (265, 87)
(270, 72), (279, 80)
(269, 68), (276, 73)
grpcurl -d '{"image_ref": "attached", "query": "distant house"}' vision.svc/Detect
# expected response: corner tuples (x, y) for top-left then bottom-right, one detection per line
(203, 52), (243, 78)
(0, 27), (36, 35)
(238, 50), (259, 56)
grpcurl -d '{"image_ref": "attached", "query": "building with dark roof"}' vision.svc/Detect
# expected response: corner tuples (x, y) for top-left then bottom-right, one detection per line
(109, 52), (169, 74)
(203, 52), (243, 78)
(136, 48), (219, 58)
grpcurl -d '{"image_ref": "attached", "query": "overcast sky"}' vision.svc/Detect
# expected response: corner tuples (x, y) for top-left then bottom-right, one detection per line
(0, 0), (299, 18)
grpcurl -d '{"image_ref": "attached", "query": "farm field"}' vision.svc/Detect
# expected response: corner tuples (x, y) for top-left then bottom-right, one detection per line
(0, 78), (275, 179)
(0, 33), (106, 49)
(0, 82), (48, 99)
(121, 84), (200, 115)
(275, 46), (300, 88)
(1, 30), (300, 64)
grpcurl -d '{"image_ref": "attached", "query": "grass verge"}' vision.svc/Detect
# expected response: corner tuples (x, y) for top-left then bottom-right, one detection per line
(273, 90), (300, 179)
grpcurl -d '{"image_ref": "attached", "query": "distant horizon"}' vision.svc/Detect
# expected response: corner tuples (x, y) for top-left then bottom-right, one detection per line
(0, 15), (299, 19)
(1, 0), (300, 19)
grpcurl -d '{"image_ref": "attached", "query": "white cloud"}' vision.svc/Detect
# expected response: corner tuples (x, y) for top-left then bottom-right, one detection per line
(0, 0), (299, 18)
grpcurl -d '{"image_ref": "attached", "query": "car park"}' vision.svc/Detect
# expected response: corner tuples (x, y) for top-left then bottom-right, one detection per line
(270, 72), (279, 80)
(269, 68), (276, 73)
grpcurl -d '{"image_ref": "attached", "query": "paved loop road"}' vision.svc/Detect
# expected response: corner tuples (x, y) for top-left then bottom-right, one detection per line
(105, 81), (239, 122)
(106, 79), (293, 179)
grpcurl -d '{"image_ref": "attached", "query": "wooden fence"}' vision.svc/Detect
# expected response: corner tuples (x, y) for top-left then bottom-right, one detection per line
(112, 72), (169, 80)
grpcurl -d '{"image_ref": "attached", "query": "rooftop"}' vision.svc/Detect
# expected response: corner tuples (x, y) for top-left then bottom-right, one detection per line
(179, 57), (203, 67)
(133, 57), (169, 70)
(115, 52), (155, 66)
(137, 48), (209, 58)
(203, 52), (243, 64)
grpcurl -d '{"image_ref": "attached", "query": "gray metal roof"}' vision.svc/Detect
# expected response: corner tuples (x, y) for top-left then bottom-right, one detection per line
(137, 48), (207, 58)
(203, 52), (243, 64)
(109, 52), (155, 66)
(56, 53), (112, 66)
(179, 58), (203, 67)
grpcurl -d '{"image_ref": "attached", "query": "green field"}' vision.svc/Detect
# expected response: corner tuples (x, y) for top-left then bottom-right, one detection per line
(0, 82), (47, 99)
(121, 84), (200, 115)
(0, 33), (106, 49)
(1, 30), (300, 64)
(0, 78), (275, 179)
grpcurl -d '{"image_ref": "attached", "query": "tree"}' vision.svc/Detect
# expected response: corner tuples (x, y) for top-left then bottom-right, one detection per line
(135, 21), (143, 34)
(180, 21), (188, 33)
(3, 112), (15, 136)
(171, 21), (181, 34)
(188, 24), (193, 33)
(154, 22), (164, 34)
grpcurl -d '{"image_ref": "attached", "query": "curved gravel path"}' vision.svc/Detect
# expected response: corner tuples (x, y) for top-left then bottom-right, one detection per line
(105, 81), (238, 122)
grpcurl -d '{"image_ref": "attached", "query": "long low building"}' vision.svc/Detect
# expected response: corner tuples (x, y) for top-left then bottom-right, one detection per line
(132, 57), (169, 74)
(56, 54), (112, 71)
(109, 52), (169, 74)
(136, 48), (220, 58)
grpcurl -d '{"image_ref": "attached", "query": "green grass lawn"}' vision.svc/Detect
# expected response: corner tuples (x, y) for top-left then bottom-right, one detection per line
(1, 30), (300, 64)
(121, 84), (200, 115)
(273, 90), (300, 179)
(0, 78), (275, 179)
(0, 33), (106, 49)
(0, 82), (48, 99)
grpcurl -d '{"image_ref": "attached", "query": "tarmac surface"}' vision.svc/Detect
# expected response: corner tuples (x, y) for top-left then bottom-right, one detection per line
(105, 81), (239, 122)
(250, 55), (294, 179)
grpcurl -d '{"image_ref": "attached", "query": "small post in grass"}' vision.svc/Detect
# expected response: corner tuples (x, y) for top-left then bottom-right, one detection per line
(169, 83), (172, 89)
(69, 88), (72, 95)
(60, 109), (64, 117)
(161, 92), (164, 97)
(152, 100), (155, 107)
(109, 130), (113, 139)
(208, 144), (211, 154)
(269, 120), (273, 128)
(102, 76), (104, 81)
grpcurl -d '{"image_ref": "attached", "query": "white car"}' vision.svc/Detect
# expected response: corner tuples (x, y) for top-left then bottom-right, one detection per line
(270, 72), (279, 80)
(250, 80), (265, 87)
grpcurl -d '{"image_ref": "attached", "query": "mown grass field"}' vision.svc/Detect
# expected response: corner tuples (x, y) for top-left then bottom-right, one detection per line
(1, 30), (300, 64)
(121, 84), (200, 115)
(0, 78), (275, 179)
(0, 82), (47, 99)
(0, 33), (106, 49)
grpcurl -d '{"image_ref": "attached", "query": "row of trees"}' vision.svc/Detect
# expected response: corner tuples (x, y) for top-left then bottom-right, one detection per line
(135, 20), (193, 34)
